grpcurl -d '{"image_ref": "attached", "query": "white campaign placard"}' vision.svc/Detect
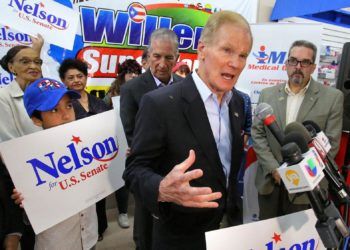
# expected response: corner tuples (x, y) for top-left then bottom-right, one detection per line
(0, 0), (79, 50)
(0, 109), (127, 234)
(206, 209), (326, 250)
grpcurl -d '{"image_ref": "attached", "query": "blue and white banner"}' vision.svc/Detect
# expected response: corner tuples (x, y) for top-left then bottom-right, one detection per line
(0, 108), (127, 234)
(0, 0), (79, 50)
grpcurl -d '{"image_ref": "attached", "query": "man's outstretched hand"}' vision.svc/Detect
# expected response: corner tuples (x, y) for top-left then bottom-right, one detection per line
(158, 150), (222, 208)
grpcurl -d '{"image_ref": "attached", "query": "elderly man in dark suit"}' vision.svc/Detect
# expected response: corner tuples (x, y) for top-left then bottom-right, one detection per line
(252, 40), (344, 220)
(123, 11), (252, 250)
(120, 28), (183, 250)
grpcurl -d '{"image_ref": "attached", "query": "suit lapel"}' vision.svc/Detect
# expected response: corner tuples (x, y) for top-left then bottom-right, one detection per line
(229, 96), (241, 151)
(274, 84), (287, 130)
(296, 79), (319, 122)
(143, 70), (158, 92)
(181, 77), (226, 186)
(228, 94), (243, 174)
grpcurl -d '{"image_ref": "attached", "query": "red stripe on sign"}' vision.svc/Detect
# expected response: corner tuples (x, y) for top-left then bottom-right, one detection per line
(76, 46), (198, 78)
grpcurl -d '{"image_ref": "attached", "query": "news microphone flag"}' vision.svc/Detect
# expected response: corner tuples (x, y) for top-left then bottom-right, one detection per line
(278, 147), (325, 193)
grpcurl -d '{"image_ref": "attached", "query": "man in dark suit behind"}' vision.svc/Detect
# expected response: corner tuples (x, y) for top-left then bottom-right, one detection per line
(120, 29), (183, 250)
(123, 11), (253, 250)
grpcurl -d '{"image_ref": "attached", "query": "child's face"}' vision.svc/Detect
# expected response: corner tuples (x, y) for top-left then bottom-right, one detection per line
(36, 95), (75, 129)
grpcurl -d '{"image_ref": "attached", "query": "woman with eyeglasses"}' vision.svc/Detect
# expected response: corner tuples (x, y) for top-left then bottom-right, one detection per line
(0, 35), (44, 250)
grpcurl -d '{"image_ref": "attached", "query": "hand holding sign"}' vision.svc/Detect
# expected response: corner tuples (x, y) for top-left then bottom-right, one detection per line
(30, 33), (44, 53)
(158, 150), (222, 208)
(11, 188), (24, 208)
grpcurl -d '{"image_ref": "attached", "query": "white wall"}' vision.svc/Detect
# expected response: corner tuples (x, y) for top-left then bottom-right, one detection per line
(256, 0), (350, 52)
(257, 0), (276, 22)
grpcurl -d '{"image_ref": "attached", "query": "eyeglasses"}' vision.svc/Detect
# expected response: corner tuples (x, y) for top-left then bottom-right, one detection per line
(287, 57), (313, 67)
(16, 58), (43, 66)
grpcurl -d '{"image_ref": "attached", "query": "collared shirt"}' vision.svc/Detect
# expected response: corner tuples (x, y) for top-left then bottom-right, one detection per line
(35, 205), (98, 250)
(151, 72), (174, 88)
(192, 70), (232, 184)
(285, 80), (310, 125)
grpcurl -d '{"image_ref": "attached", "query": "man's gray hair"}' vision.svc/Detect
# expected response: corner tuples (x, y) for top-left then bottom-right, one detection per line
(288, 40), (317, 63)
(149, 28), (179, 55)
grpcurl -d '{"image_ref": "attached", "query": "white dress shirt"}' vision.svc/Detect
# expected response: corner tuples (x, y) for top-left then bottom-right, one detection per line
(35, 205), (98, 250)
(192, 70), (232, 185)
(285, 80), (310, 125)
(151, 73), (174, 87)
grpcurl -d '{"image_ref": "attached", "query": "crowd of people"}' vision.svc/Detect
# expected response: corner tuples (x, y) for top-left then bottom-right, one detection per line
(0, 9), (345, 250)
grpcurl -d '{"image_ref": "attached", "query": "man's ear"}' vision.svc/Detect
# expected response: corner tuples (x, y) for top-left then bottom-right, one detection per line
(31, 116), (43, 127)
(197, 41), (206, 61)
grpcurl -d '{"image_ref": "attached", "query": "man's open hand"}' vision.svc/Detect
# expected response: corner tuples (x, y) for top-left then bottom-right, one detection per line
(158, 150), (222, 208)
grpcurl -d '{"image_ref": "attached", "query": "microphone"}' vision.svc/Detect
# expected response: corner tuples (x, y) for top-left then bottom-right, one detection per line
(278, 132), (325, 194)
(303, 120), (331, 156)
(255, 103), (284, 145)
(279, 132), (350, 248)
(285, 121), (350, 203)
(302, 120), (342, 178)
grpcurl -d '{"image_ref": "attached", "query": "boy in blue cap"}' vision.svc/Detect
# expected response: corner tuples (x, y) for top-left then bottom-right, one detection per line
(15, 78), (98, 250)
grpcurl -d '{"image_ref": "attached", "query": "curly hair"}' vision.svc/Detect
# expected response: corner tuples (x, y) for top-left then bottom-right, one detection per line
(58, 58), (88, 79)
(0, 45), (30, 73)
(108, 59), (142, 96)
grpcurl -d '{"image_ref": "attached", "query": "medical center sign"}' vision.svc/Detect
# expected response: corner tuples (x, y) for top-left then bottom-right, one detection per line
(0, 110), (127, 234)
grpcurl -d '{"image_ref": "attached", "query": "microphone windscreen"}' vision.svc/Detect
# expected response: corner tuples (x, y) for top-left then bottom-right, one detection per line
(283, 131), (309, 153)
(254, 103), (273, 120)
(281, 142), (303, 164)
(285, 122), (312, 143)
(302, 120), (321, 133)
(304, 124), (317, 138)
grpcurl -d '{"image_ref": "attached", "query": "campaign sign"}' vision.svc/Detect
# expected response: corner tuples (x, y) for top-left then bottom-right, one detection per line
(0, 109), (127, 234)
(0, 0), (79, 50)
(206, 209), (326, 250)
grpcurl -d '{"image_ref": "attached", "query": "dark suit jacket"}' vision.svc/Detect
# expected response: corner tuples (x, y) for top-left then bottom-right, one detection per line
(0, 159), (24, 245)
(123, 74), (245, 250)
(120, 69), (183, 146)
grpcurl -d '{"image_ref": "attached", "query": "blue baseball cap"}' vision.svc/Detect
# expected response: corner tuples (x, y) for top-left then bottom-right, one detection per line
(24, 78), (81, 117)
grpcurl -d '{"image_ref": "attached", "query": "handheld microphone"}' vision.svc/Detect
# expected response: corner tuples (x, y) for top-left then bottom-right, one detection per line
(278, 132), (325, 194)
(279, 132), (350, 247)
(255, 103), (284, 145)
(285, 121), (350, 203)
(303, 120), (331, 156)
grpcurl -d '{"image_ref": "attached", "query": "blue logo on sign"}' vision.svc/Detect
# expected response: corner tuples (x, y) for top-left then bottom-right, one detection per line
(253, 45), (287, 65)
